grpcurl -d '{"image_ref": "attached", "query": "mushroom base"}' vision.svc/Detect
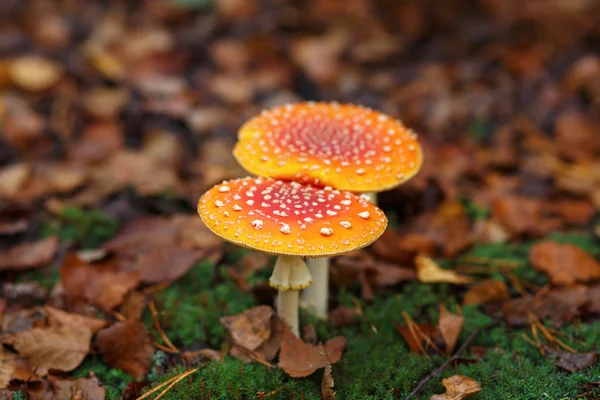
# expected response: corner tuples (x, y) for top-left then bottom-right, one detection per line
(301, 257), (329, 318)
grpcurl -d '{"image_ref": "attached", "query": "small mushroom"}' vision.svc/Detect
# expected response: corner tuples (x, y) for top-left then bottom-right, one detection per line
(232, 102), (422, 317)
(197, 177), (387, 335)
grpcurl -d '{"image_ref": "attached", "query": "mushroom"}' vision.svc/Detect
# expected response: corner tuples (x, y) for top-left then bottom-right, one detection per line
(232, 102), (422, 317)
(197, 177), (387, 335)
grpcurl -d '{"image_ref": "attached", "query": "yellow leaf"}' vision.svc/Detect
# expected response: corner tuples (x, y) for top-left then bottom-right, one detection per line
(416, 256), (472, 285)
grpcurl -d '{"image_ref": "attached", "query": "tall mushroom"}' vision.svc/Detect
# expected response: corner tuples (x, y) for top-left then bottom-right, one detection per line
(232, 102), (422, 317)
(198, 177), (387, 335)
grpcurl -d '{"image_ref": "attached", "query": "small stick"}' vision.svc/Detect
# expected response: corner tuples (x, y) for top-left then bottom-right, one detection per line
(404, 328), (480, 400)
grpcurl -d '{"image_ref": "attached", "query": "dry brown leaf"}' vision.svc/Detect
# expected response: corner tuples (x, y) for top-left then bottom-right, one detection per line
(0, 163), (30, 198)
(329, 306), (359, 327)
(181, 348), (223, 366)
(492, 196), (543, 236)
(321, 364), (336, 400)
(48, 375), (106, 400)
(503, 285), (588, 327)
(438, 305), (464, 354)
(61, 254), (140, 312)
(463, 280), (510, 306)
(9, 56), (63, 91)
(103, 216), (211, 284)
(96, 321), (154, 378)
(221, 306), (273, 351)
(2, 325), (92, 376)
(119, 291), (148, 321)
(529, 240), (600, 285)
(416, 255), (472, 285)
(278, 324), (347, 378)
(45, 306), (107, 334)
(543, 346), (597, 373)
(430, 375), (481, 400)
(0, 236), (58, 271)
(394, 321), (438, 355)
(0, 348), (16, 389)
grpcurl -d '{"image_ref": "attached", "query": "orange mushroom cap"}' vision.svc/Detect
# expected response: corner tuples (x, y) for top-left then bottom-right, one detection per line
(233, 102), (423, 192)
(198, 177), (387, 257)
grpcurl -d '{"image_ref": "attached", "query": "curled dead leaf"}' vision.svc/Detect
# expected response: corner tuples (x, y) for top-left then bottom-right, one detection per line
(430, 375), (481, 400)
(321, 364), (336, 400)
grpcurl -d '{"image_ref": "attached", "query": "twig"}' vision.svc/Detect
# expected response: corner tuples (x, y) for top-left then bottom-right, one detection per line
(404, 328), (480, 400)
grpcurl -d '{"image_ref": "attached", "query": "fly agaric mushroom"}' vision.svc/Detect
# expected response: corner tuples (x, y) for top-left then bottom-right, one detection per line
(233, 102), (422, 318)
(197, 177), (387, 335)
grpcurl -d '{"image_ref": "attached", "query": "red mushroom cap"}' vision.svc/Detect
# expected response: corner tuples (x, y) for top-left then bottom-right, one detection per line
(233, 102), (423, 192)
(197, 177), (387, 257)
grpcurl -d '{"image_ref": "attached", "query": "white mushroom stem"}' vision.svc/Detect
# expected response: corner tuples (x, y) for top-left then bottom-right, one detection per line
(302, 257), (329, 318)
(364, 191), (378, 205)
(270, 255), (312, 336)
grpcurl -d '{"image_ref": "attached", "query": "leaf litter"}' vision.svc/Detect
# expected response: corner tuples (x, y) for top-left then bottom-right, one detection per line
(1, 0), (600, 398)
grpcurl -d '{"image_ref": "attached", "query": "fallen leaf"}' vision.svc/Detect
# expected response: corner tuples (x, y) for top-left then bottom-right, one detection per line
(48, 375), (106, 400)
(0, 236), (59, 271)
(503, 286), (588, 327)
(416, 255), (472, 285)
(119, 291), (147, 321)
(61, 254), (140, 312)
(329, 306), (359, 327)
(278, 324), (347, 378)
(181, 348), (223, 366)
(492, 196), (543, 236)
(2, 325), (92, 376)
(529, 240), (600, 285)
(394, 321), (438, 355)
(463, 280), (510, 306)
(221, 306), (273, 352)
(372, 231), (437, 264)
(9, 56), (63, 92)
(103, 216), (208, 283)
(0, 349), (16, 389)
(367, 261), (417, 287)
(253, 315), (285, 362)
(430, 375), (481, 400)
(96, 321), (154, 378)
(543, 346), (597, 372)
(0, 163), (30, 198)
(0, 389), (12, 400)
(321, 364), (336, 400)
(438, 305), (464, 354)
(45, 306), (107, 334)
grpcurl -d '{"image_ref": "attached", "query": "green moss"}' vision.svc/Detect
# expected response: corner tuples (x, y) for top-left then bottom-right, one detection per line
(42, 206), (117, 249)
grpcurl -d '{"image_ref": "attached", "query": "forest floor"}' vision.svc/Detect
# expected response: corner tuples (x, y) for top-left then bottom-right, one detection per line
(1, 0), (600, 399)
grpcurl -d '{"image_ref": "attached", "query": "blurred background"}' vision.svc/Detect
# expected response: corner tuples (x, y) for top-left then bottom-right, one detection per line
(1, 0), (598, 228)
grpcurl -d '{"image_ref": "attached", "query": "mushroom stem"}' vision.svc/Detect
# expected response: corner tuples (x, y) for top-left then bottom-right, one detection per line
(277, 290), (299, 336)
(302, 257), (329, 318)
(270, 255), (312, 336)
(364, 191), (378, 205)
